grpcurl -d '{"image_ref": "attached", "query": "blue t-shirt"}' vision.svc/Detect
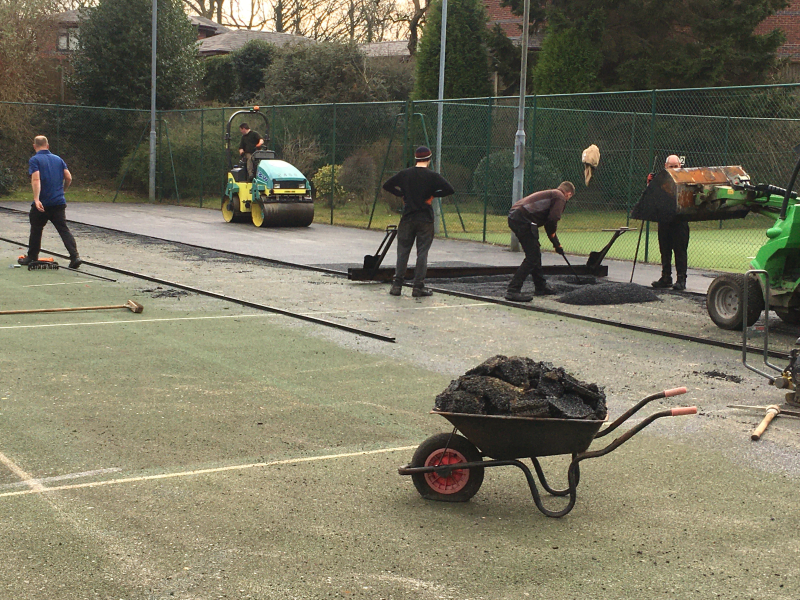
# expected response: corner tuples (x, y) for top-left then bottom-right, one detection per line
(28, 150), (68, 207)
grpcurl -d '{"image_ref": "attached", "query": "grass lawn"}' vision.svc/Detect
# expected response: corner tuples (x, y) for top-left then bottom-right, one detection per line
(2, 186), (774, 272)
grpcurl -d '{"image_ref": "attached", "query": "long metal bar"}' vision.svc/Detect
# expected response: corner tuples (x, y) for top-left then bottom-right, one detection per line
(0, 235), (394, 344)
(743, 270), (781, 380)
(434, 0), (448, 235)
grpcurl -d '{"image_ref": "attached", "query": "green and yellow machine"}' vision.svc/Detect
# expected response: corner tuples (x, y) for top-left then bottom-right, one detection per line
(221, 107), (314, 227)
(636, 165), (800, 329)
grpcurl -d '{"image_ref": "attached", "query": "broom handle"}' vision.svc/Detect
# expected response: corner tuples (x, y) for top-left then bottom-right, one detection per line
(630, 220), (645, 283)
(0, 305), (126, 315)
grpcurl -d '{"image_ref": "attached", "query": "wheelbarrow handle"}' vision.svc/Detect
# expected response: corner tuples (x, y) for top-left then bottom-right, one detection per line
(577, 406), (697, 463)
(595, 387), (688, 438)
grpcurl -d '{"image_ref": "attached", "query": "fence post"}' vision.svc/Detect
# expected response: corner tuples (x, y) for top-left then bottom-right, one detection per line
(55, 104), (60, 154)
(529, 95), (537, 192)
(645, 89), (657, 263)
(483, 97), (493, 242)
(330, 103), (336, 225)
(625, 112), (637, 227)
(719, 115), (731, 229)
(221, 107), (226, 199)
(200, 108), (204, 208)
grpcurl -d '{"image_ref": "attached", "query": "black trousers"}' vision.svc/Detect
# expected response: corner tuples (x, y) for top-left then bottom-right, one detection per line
(394, 218), (435, 288)
(27, 204), (78, 259)
(507, 218), (547, 291)
(657, 220), (689, 279)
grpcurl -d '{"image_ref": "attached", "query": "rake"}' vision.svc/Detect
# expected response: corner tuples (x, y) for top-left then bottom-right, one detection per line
(0, 300), (144, 316)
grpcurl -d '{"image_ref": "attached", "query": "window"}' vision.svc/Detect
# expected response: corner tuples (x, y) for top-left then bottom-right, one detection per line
(57, 28), (79, 52)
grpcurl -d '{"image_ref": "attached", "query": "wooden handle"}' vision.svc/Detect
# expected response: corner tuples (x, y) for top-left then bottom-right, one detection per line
(751, 406), (780, 441)
(0, 305), (125, 315)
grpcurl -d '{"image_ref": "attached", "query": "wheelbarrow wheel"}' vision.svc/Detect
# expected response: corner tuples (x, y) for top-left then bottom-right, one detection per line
(410, 433), (484, 502)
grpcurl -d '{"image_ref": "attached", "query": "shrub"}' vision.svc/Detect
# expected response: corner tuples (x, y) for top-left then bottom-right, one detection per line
(339, 153), (377, 214)
(0, 159), (15, 195)
(312, 164), (346, 207)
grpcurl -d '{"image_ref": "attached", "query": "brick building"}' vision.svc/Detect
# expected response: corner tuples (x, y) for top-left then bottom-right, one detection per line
(755, 0), (800, 81)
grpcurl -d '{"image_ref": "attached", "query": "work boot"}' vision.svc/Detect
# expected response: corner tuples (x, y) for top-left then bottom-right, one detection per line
(672, 276), (686, 291)
(534, 285), (557, 296)
(651, 276), (673, 289)
(389, 282), (402, 296)
(505, 291), (533, 302)
(68, 256), (83, 269)
(412, 286), (433, 297)
(17, 255), (38, 265)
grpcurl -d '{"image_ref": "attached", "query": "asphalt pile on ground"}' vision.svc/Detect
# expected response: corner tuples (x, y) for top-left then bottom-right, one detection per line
(434, 355), (607, 419)
(557, 282), (659, 306)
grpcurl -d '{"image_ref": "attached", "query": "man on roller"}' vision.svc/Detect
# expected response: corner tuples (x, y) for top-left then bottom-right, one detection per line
(382, 146), (454, 297)
(18, 136), (81, 269)
(504, 181), (575, 302)
(649, 154), (689, 291)
(238, 122), (264, 179)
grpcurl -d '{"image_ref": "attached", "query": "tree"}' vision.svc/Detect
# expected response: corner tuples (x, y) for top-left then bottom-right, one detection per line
(258, 42), (407, 104)
(0, 0), (64, 104)
(71, 0), (202, 109)
(547, 0), (787, 91)
(532, 9), (603, 94)
(395, 0), (429, 55)
(412, 0), (491, 100)
(230, 40), (277, 104)
(484, 0), (546, 95)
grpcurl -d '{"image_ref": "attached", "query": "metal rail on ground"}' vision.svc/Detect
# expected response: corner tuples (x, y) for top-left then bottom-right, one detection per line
(0, 235), (395, 344)
(0, 212), (788, 359)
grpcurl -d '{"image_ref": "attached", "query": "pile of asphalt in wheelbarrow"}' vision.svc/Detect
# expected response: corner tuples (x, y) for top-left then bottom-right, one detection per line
(434, 355), (607, 420)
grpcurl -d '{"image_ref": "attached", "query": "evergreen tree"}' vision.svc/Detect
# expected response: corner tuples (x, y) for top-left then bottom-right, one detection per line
(413, 0), (491, 100)
(553, 0), (787, 90)
(532, 9), (603, 94)
(72, 0), (201, 109)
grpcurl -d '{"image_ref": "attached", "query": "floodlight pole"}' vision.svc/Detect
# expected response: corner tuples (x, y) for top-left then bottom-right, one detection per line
(148, 0), (157, 202)
(510, 0), (531, 252)
(433, 0), (448, 234)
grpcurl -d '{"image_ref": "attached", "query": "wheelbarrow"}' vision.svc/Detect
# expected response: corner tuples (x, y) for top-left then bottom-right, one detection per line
(399, 387), (696, 517)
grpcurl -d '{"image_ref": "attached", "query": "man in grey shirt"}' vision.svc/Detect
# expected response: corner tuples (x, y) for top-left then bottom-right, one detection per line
(505, 181), (575, 302)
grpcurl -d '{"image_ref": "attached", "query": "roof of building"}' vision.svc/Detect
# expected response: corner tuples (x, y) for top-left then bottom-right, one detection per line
(198, 29), (314, 55)
(359, 40), (411, 58)
(189, 15), (229, 35)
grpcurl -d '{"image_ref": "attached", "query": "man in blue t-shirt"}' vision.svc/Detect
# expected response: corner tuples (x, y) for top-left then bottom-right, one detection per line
(18, 136), (81, 269)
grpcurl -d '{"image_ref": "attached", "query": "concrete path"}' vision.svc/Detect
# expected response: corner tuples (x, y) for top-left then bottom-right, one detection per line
(0, 201), (716, 294)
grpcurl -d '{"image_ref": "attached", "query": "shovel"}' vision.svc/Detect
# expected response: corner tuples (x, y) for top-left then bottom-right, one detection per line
(0, 300), (144, 316)
(560, 252), (583, 284)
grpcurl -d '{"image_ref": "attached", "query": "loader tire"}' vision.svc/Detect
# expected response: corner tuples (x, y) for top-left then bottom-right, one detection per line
(410, 433), (483, 502)
(707, 273), (764, 330)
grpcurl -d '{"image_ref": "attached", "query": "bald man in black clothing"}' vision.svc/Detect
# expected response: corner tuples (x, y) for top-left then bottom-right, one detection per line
(382, 146), (454, 297)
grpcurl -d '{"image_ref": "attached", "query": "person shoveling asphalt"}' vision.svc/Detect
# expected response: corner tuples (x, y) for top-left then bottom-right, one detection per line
(505, 181), (575, 302)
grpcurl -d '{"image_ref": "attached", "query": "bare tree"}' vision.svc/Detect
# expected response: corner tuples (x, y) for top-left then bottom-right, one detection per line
(183, 0), (225, 21)
(396, 0), (428, 55)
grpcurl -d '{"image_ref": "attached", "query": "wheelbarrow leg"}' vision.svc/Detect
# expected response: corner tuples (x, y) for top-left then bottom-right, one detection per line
(508, 459), (579, 518)
(531, 455), (581, 497)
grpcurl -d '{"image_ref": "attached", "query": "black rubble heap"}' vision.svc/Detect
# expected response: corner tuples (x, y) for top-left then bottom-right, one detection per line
(434, 355), (607, 420)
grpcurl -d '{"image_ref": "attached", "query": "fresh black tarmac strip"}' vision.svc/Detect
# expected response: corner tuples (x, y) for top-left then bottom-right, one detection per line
(0, 236), (396, 344)
(0, 221), (784, 358)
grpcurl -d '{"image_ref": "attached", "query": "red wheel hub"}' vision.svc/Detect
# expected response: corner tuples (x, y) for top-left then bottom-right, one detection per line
(423, 448), (470, 494)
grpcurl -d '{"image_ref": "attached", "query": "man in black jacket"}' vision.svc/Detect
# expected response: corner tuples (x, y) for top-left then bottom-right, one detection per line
(650, 155), (689, 291)
(382, 146), (455, 297)
(505, 181), (575, 302)
(238, 123), (264, 179)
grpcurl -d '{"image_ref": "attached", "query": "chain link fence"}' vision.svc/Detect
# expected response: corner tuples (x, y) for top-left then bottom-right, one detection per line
(3, 85), (800, 272)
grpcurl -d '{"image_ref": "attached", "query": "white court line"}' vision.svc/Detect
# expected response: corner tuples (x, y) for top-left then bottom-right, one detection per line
(0, 303), (492, 331)
(23, 280), (98, 288)
(0, 451), (45, 493)
(0, 445), (417, 499)
(0, 467), (122, 490)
